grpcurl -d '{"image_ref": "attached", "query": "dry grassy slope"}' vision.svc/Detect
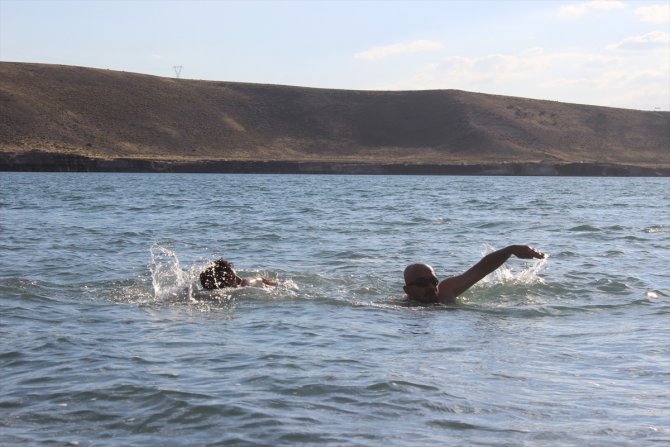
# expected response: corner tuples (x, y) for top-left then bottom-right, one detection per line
(1, 62), (668, 166)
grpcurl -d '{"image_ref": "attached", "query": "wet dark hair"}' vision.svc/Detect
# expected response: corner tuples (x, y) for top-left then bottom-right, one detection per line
(200, 259), (239, 289)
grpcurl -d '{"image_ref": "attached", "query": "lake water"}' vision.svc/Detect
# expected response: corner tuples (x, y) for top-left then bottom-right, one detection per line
(1, 173), (669, 446)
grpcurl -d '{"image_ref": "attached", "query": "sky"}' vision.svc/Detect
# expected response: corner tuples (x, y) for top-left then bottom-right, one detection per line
(1, 0), (669, 110)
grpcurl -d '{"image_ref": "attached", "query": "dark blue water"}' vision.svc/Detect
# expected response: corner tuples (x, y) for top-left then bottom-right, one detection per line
(1, 173), (669, 446)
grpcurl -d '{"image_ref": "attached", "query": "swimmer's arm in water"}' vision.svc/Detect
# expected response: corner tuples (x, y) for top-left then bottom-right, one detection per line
(437, 245), (545, 302)
(241, 276), (278, 287)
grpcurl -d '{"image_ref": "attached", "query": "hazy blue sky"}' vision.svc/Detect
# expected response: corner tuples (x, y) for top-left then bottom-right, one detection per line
(1, 0), (668, 110)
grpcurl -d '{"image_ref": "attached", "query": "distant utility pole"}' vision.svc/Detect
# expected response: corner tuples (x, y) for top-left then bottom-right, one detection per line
(173, 65), (183, 79)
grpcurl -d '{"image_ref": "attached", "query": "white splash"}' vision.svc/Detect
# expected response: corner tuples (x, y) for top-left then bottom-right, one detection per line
(480, 244), (548, 286)
(149, 244), (198, 302)
(492, 257), (548, 285)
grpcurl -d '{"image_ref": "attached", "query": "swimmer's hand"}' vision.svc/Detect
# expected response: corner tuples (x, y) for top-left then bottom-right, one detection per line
(261, 277), (278, 286)
(241, 277), (277, 287)
(510, 245), (546, 259)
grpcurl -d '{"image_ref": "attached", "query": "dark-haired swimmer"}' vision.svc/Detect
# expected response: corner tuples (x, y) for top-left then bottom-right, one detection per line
(200, 259), (277, 290)
(404, 245), (545, 304)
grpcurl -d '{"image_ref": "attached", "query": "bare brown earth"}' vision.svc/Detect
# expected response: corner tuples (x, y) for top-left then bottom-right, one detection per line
(1, 62), (668, 174)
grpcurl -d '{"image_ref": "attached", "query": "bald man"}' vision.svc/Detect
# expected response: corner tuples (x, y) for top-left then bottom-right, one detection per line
(403, 245), (545, 304)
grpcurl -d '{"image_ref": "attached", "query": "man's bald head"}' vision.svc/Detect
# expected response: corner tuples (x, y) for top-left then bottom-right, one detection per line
(403, 263), (439, 303)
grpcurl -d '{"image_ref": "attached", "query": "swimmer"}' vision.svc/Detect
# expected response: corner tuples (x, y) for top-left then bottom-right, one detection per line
(200, 258), (277, 289)
(403, 245), (545, 304)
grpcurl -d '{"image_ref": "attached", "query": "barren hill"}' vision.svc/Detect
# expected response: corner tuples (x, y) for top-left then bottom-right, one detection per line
(1, 62), (668, 172)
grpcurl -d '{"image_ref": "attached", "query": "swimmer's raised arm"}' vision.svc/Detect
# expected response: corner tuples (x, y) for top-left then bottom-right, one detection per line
(437, 245), (545, 302)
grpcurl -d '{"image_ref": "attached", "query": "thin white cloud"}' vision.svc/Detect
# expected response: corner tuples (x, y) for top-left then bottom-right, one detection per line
(544, 67), (667, 88)
(544, 69), (670, 110)
(428, 52), (552, 84)
(608, 81), (670, 110)
(151, 54), (163, 60)
(558, 1), (626, 20)
(354, 40), (443, 61)
(412, 49), (622, 86)
(607, 31), (670, 51)
(378, 46), (668, 110)
(635, 4), (670, 24)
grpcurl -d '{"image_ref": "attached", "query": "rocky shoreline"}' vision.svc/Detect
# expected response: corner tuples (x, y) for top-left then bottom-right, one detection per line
(1, 152), (667, 176)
